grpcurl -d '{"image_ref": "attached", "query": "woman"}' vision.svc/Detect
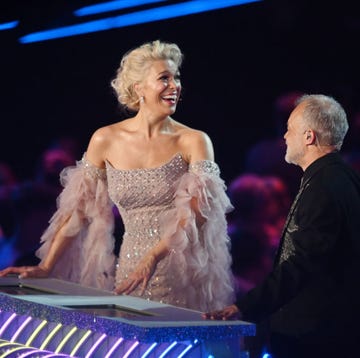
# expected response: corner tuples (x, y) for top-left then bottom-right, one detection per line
(0, 40), (234, 312)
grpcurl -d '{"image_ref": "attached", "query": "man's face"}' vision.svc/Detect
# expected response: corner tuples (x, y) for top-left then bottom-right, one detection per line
(284, 103), (307, 166)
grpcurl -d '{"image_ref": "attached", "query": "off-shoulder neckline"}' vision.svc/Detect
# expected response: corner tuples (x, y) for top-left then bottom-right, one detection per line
(105, 152), (186, 172)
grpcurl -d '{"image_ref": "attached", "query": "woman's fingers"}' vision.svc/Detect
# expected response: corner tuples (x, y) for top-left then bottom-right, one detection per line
(0, 266), (29, 277)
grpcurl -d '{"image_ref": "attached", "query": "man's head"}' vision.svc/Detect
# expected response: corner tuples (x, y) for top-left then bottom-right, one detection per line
(284, 94), (348, 170)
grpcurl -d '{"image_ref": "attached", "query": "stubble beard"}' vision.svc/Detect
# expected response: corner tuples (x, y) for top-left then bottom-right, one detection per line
(285, 146), (304, 166)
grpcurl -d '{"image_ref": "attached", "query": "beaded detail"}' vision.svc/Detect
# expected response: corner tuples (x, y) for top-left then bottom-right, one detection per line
(105, 153), (188, 305)
(190, 160), (220, 176)
(81, 155), (107, 180)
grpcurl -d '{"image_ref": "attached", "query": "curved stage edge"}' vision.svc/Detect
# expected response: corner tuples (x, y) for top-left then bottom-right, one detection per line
(0, 277), (255, 357)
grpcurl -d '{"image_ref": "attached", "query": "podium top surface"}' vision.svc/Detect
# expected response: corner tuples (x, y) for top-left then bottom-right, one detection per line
(0, 277), (256, 342)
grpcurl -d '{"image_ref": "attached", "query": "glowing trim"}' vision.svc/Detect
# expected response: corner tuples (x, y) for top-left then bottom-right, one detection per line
(39, 323), (63, 349)
(10, 316), (32, 342)
(0, 346), (30, 357)
(140, 342), (158, 358)
(0, 341), (20, 349)
(84, 333), (107, 358)
(54, 326), (78, 353)
(177, 344), (193, 358)
(0, 20), (19, 31)
(104, 337), (124, 358)
(0, 342), (16, 348)
(25, 320), (48, 346)
(123, 341), (139, 358)
(75, 0), (166, 16)
(159, 341), (177, 358)
(19, 0), (261, 43)
(19, 350), (48, 358)
(0, 313), (17, 335)
(70, 330), (92, 356)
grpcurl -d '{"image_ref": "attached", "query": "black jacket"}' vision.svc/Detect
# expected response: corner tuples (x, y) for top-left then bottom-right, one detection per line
(236, 152), (360, 338)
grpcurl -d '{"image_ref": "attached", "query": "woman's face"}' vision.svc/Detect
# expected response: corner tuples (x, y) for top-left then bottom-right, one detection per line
(138, 59), (181, 116)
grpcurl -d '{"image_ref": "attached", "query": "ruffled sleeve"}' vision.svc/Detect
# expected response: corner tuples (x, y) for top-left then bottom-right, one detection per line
(36, 154), (116, 291)
(161, 160), (235, 311)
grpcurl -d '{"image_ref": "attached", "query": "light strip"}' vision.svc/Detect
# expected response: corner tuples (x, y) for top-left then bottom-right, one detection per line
(177, 343), (193, 358)
(70, 330), (92, 356)
(0, 313), (17, 335)
(0, 342), (17, 348)
(140, 342), (158, 358)
(159, 341), (177, 358)
(25, 320), (48, 346)
(19, 0), (261, 43)
(19, 349), (49, 358)
(0, 346), (30, 357)
(84, 333), (107, 358)
(39, 323), (63, 349)
(54, 326), (78, 353)
(0, 20), (19, 31)
(10, 317), (32, 342)
(104, 337), (124, 358)
(122, 341), (139, 358)
(75, 0), (166, 16)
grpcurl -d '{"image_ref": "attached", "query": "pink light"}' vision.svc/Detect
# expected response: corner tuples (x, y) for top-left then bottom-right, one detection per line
(20, 349), (50, 357)
(85, 333), (107, 358)
(104, 337), (124, 358)
(122, 341), (139, 358)
(0, 313), (17, 335)
(11, 316), (32, 342)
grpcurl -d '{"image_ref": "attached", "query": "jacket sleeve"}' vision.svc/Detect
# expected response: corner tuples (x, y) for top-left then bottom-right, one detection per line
(36, 154), (116, 291)
(160, 160), (235, 311)
(236, 180), (342, 322)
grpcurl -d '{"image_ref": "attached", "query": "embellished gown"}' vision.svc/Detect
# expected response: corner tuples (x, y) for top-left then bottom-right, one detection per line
(37, 153), (235, 311)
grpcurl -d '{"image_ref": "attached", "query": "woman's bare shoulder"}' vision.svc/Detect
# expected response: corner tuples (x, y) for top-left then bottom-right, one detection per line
(86, 120), (131, 166)
(174, 122), (214, 161)
(91, 119), (132, 143)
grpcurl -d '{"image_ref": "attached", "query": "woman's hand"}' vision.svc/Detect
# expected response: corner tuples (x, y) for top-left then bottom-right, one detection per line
(114, 253), (157, 296)
(202, 304), (242, 320)
(0, 265), (50, 279)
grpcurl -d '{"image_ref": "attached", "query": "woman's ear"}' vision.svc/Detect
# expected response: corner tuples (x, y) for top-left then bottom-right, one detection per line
(134, 82), (142, 97)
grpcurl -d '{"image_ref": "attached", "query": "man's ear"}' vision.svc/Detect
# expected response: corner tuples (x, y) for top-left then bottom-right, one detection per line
(305, 129), (316, 144)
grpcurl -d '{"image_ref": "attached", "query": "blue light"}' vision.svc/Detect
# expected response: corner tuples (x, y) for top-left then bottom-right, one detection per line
(19, 0), (261, 43)
(0, 20), (19, 31)
(262, 353), (272, 358)
(75, 0), (166, 17)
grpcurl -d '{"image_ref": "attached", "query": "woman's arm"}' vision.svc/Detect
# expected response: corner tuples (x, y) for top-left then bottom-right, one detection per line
(0, 129), (109, 279)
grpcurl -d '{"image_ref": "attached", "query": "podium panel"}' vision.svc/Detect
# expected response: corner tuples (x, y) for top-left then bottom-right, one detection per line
(0, 277), (255, 357)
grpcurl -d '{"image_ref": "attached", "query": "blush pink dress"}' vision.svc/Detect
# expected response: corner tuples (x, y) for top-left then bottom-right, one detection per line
(37, 153), (234, 311)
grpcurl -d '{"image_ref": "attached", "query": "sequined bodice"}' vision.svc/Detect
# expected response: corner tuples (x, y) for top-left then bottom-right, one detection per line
(106, 154), (187, 237)
(106, 153), (187, 211)
(105, 153), (188, 303)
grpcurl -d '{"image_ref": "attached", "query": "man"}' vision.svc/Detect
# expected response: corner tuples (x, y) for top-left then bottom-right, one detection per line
(204, 94), (360, 358)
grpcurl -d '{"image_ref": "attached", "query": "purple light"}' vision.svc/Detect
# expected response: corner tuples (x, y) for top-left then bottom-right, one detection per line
(104, 337), (124, 358)
(85, 333), (107, 358)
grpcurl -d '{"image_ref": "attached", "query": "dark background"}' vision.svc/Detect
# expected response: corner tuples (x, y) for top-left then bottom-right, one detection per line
(1, 0), (359, 184)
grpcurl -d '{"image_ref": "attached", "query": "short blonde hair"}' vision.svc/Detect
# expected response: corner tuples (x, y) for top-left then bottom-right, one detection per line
(111, 40), (183, 111)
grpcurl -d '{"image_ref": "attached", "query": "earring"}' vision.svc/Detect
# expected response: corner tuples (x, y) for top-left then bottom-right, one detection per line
(140, 96), (144, 104)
